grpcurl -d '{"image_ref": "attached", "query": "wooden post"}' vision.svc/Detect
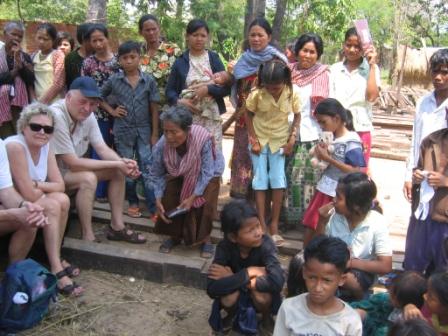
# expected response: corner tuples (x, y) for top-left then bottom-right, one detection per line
(393, 44), (408, 115)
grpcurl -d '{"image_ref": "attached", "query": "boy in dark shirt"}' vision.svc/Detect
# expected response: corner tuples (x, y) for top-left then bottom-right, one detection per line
(207, 200), (285, 335)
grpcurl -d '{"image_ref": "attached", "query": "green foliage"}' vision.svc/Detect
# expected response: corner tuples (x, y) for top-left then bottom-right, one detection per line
(405, 0), (448, 47)
(189, 0), (245, 59)
(1, 0), (446, 63)
(0, 0), (87, 23)
(107, 0), (140, 41)
(353, 0), (448, 48)
(352, 0), (394, 46)
(269, 0), (355, 63)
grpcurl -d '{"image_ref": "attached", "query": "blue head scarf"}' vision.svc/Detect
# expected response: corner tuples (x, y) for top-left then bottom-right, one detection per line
(230, 45), (287, 106)
(233, 45), (288, 80)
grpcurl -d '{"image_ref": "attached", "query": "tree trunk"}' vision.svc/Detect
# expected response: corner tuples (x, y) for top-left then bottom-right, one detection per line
(86, 0), (107, 23)
(255, 0), (265, 18)
(16, 0), (24, 22)
(244, 0), (266, 36)
(175, 0), (184, 20)
(244, 0), (255, 36)
(272, 0), (287, 44)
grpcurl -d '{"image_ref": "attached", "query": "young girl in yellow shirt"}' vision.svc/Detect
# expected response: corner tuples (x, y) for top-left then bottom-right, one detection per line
(245, 60), (301, 246)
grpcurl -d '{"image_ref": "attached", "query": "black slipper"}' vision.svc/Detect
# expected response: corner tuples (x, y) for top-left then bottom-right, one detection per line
(55, 270), (84, 297)
(61, 260), (80, 278)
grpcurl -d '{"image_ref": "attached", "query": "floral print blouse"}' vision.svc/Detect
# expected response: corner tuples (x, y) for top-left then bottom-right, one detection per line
(140, 41), (181, 106)
(81, 55), (121, 121)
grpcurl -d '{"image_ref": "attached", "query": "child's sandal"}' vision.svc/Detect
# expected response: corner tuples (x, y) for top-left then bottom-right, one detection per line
(127, 206), (142, 218)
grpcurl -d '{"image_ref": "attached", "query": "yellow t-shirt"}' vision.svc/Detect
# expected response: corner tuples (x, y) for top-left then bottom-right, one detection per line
(246, 85), (300, 153)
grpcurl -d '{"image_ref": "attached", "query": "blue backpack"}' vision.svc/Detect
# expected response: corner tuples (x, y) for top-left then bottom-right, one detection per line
(0, 259), (57, 333)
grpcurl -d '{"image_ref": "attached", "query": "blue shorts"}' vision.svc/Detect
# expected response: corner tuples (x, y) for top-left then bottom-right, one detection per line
(250, 144), (286, 190)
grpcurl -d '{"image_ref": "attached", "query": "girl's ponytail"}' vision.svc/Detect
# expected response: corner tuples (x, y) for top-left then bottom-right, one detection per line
(257, 62), (265, 87)
(345, 109), (355, 131)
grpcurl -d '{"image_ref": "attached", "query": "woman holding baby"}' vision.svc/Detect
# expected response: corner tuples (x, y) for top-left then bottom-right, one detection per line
(165, 19), (230, 151)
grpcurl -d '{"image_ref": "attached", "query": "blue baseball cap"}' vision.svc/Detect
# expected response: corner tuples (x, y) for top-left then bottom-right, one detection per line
(69, 76), (102, 99)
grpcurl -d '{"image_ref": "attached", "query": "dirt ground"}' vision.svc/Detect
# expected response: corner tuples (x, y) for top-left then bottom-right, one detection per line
(24, 270), (212, 336)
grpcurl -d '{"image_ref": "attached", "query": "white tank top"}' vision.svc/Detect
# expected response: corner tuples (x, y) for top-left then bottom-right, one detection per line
(4, 134), (49, 182)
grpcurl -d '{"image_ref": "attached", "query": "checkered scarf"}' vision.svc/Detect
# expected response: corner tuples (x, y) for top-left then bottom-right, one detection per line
(289, 62), (329, 116)
(163, 125), (214, 208)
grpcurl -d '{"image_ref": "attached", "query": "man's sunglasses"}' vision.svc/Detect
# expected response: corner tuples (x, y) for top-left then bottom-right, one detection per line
(29, 123), (54, 134)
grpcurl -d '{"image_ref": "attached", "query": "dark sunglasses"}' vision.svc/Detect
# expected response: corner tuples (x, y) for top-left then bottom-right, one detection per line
(29, 123), (54, 134)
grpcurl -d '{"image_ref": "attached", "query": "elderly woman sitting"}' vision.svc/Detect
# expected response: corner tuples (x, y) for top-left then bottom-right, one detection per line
(150, 106), (224, 258)
(5, 102), (84, 296)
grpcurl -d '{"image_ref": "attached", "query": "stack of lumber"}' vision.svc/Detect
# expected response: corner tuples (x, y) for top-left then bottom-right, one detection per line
(376, 87), (429, 114)
(371, 111), (413, 161)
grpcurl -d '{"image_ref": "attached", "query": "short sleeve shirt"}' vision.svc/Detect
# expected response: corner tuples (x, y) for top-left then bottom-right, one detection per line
(405, 92), (448, 181)
(101, 71), (160, 129)
(329, 62), (380, 132)
(273, 293), (363, 336)
(326, 210), (393, 260)
(0, 139), (13, 190)
(140, 41), (181, 106)
(316, 131), (366, 197)
(246, 85), (301, 153)
(50, 99), (104, 170)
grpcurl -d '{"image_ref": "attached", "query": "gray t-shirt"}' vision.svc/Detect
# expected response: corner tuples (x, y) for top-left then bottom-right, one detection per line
(274, 293), (362, 336)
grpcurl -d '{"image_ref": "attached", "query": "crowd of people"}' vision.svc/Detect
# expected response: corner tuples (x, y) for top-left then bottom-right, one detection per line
(0, 13), (447, 335)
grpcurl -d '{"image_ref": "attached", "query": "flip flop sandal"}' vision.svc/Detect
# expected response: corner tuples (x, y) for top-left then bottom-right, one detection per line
(106, 226), (147, 244)
(58, 282), (84, 297)
(200, 243), (215, 259)
(56, 270), (84, 297)
(272, 234), (285, 247)
(127, 206), (142, 218)
(159, 238), (179, 253)
(61, 260), (80, 278)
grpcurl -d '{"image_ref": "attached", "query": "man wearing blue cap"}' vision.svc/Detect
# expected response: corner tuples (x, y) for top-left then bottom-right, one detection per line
(50, 76), (146, 244)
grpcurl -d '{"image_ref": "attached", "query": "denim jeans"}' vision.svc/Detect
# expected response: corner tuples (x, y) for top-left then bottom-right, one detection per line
(114, 126), (156, 214)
